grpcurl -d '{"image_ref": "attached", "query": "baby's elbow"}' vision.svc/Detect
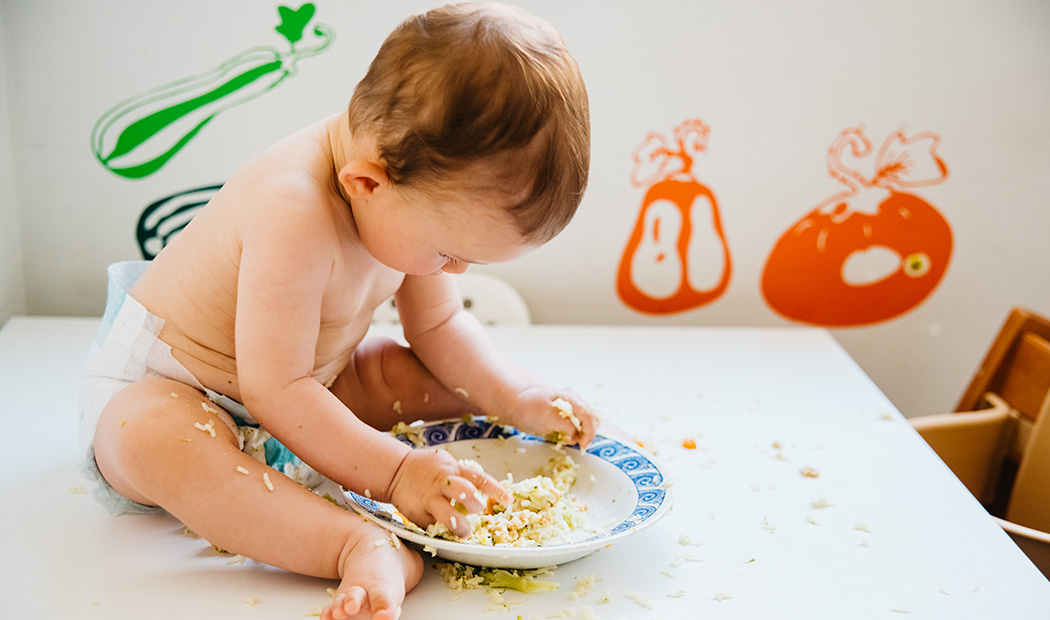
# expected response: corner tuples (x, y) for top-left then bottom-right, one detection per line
(236, 372), (293, 418)
(402, 305), (474, 345)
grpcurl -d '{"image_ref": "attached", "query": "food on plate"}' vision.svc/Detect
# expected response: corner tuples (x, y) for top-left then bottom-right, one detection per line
(348, 417), (672, 570)
(424, 449), (589, 547)
(388, 420), (428, 447)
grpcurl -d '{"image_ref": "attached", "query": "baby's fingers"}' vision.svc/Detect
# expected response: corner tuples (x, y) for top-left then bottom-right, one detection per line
(576, 407), (598, 448)
(444, 476), (486, 514)
(458, 466), (512, 507)
(556, 392), (598, 448)
(432, 499), (472, 538)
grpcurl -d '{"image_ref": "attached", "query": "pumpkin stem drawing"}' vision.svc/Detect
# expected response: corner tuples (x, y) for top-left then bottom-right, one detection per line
(761, 125), (951, 326)
(91, 3), (334, 179)
(617, 119), (731, 315)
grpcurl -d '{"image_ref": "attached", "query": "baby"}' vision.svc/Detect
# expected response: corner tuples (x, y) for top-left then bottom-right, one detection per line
(78, 3), (595, 619)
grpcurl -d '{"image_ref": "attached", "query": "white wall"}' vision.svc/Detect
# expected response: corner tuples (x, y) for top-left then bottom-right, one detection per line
(0, 1), (26, 326)
(1, 0), (1049, 416)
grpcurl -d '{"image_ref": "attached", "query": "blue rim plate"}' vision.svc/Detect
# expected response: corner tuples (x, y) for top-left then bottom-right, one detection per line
(344, 418), (674, 568)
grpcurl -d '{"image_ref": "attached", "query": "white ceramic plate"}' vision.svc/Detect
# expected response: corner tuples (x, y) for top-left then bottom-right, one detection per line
(344, 418), (673, 568)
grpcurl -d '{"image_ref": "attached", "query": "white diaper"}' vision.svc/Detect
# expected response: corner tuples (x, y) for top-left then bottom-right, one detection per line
(77, 261), (321, 516)
(78, 261), (205, 452)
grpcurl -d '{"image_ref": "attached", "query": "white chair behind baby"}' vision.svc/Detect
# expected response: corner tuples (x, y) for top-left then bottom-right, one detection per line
(371, 272), (532, 326)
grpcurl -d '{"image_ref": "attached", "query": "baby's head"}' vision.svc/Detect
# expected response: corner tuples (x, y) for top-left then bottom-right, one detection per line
(347, 2), (590, 244)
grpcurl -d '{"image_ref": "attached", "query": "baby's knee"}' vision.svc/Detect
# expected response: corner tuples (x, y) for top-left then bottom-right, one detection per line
(352, 337), (422, 388)
(94, 379), (238, 479)
(358, 336), (411, 364)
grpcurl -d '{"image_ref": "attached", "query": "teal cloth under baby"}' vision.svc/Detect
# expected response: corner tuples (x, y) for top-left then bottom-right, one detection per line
(204, 388), (312, 478)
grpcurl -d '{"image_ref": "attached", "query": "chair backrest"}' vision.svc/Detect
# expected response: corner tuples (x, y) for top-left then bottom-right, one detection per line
(913, 307), (1050, 575)
(1008, 390), (1050, 534)
(956, 307), (1050, 421)
(371, 272), (532, 326)
(958, 307), (1050, 529)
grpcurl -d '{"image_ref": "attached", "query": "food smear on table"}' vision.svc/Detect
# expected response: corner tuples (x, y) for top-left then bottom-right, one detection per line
(436, 561), (560, 595)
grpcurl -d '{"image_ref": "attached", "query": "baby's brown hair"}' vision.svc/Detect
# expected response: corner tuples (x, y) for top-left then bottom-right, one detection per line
(347, 2), (590, 243)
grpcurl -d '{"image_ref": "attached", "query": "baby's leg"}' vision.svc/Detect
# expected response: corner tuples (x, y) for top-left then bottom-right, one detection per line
(331, 336), (479, 429)
(92, 378), (422, 619)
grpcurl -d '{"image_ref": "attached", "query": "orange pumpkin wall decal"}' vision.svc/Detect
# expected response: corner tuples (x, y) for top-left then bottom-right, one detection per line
(617, 119), (732, 315)
(761, 126), (951, 327)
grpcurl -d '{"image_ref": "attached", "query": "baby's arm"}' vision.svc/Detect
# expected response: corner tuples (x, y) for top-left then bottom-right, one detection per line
(232, 186), (505, 534)
(395, 274), (598, 447)
(233, 190), (408, 497)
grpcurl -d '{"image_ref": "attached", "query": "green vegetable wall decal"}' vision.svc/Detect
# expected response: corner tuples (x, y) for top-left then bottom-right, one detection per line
(137, 184), (223, 259)
(91, 4), (333, 179)
(275, 4), (316, 46)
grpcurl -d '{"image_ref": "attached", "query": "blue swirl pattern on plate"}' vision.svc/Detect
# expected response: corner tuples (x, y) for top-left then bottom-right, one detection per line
(348, 418), (668, 543)
(582, 435), (666, 536)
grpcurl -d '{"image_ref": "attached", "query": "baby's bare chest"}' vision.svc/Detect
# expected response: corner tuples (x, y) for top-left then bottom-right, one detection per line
(314, 265), (403, 364)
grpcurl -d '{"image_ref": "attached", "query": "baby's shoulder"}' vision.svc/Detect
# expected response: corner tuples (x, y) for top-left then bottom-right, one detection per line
(218, 122), (347, 238)
(230, 150), (339, 214)
(256, 167), (332, 206)
(239, 124), (336, 194)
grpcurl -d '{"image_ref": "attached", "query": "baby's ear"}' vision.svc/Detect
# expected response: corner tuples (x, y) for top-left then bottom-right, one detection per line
(338, 160), (390, 198)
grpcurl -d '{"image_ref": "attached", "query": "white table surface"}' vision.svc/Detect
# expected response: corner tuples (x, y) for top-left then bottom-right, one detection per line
(1, 316), (1048, 619)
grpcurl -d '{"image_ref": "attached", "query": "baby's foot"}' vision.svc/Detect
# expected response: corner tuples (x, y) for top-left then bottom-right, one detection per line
(321, 530), (423, 620)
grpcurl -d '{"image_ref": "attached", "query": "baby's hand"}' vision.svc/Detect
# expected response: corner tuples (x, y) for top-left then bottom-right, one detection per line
(505, 388), (599, 448)
(388, 449), (512, 538)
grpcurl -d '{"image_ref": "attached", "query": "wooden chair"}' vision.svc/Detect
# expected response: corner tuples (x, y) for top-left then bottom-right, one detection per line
(911, 307), (1050, 577)
(371, 272), (532, 326)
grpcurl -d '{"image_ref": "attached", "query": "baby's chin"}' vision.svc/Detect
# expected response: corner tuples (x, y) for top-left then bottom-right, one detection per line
(374, 258), (443, 277)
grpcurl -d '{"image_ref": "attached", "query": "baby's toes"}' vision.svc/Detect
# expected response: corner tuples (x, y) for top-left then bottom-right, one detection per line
(367, 598), (402, 620)
(322, 587), (366, 620)
(362, 582), (407, 620)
